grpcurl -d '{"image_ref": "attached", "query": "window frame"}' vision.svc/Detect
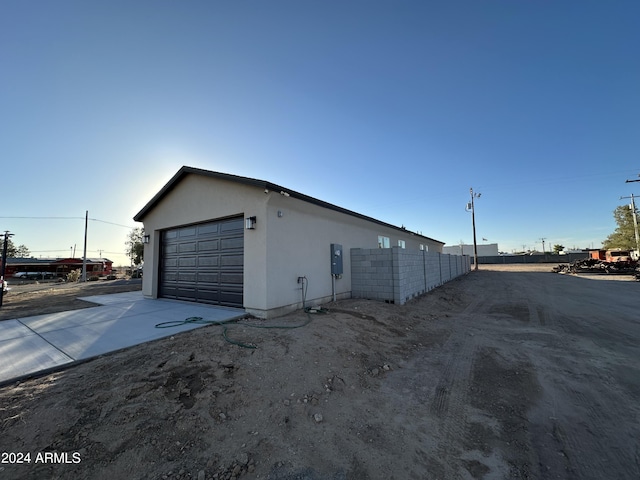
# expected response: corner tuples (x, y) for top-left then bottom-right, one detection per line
(378, 235), (390, 248)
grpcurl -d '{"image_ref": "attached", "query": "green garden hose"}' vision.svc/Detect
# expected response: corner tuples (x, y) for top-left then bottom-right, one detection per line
(155, 277), (329, 348)
(155, 310), (327, 349)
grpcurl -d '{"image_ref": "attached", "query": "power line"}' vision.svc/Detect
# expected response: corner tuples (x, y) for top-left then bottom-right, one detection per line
(0, 216), (136, 229)
(28, 249), (127, 254)
(0, 216), (83, 220)
(88, 218), (137, 229)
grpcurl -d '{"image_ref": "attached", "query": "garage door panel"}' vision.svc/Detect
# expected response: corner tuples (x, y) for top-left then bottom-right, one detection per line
(179, 242), (197, 253)
(220, 218), (244, 232)
(197, 289), (220, 303)
(220, 254), (243, 266)
(178, 257), (197, 268)
(161, 285), (196, 298)
(176, 290), (197, 300)
(160, 217), (243, 308)
(177, 271), (196, 284)
(220, 237), (243, 250)
(197, 272), (219, 283)
(198, 256), (220, 267)
(160, 285), (176, 297)
(164, 244), (178, 255)
(220, 289), (243, 306)
(162, 258), (178, 269)
(197, 223), (220, 235)
(161, 271), (178, 282)
(220, 273), (243, 284)
(198, 239), (219, 252)
(179, 227), (197, 238)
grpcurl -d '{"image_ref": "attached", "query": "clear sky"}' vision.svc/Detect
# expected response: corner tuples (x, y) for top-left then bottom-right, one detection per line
(2, 1), (639, 266)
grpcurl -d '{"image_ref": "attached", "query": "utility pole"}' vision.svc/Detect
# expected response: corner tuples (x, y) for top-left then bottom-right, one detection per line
(620, 194), (640, 256)
(1, 231), (14, 308)
(625, 175), (640, 184)
(466, 188), (481, 271)
(624, 173), (640, 257)
(82, 210), (88, 282)
(540, 238), (546, 254)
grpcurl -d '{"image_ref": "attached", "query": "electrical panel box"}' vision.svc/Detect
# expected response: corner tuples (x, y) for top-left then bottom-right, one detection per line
(330, 243), (343, 275)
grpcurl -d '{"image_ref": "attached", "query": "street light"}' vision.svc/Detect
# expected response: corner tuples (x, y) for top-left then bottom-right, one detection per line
(466, 188), (481, 271)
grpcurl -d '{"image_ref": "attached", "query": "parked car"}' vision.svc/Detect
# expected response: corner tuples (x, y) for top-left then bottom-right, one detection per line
(14, 272), (55, 280)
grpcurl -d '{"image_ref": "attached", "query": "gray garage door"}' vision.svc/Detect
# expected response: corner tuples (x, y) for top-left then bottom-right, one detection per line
(159, 217), (244, 307)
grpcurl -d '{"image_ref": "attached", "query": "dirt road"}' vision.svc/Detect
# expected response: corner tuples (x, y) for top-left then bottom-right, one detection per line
(0, 267), (638, 479)
(0, 279), (142, 321)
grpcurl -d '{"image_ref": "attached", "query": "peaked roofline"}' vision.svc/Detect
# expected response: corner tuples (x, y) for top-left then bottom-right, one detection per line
(133, 166), (444, 245)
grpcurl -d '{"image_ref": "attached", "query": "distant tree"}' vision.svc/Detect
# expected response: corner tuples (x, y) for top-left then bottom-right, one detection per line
(552, 244), (565, 254)
(603, 205), (638, 250)
(126, 228), (144, 266)
(15, 244), (30, 257)
(0, 237), (30, 258)
(1, 237), (15, 257)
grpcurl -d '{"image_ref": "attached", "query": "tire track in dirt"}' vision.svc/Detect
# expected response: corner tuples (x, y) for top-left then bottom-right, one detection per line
(547, 383), (639, 480)
(428, 294), (486, 478)
(429, 333), (478, 478)
(527, 302), (541, 326)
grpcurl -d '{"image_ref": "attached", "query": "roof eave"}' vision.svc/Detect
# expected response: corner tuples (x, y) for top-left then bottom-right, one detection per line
(133, 166), (444, 245)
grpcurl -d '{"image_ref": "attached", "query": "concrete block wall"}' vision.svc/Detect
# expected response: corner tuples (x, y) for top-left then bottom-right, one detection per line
(350, 248), (395, 302)
(351, 247), (471, 304)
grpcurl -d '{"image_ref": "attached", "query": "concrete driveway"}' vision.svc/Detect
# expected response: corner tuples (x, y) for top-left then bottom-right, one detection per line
(0, 291), (245, 384)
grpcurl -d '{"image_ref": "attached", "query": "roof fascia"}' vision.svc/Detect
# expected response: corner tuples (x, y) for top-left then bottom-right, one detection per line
(133, 166), (444, 245)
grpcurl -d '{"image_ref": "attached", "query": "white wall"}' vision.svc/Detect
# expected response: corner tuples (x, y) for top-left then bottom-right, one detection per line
(140, 173), (270, 313)
(260, 191), (442, 316)
(443, 243), (499, 257)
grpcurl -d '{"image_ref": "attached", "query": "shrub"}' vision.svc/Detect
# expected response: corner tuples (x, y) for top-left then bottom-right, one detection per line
(66, 269), (81, 282)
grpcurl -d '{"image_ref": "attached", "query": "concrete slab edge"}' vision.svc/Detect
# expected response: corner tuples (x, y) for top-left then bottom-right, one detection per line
(0, 312), (248, 389)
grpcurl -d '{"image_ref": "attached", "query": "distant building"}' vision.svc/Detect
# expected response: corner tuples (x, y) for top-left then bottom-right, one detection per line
(443, 243), (499, 257)
(0, 257), (113, 279)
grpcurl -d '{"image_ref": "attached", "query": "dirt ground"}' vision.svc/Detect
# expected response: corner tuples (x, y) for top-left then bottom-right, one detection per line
(0, 266), (638, 480)
(0, 279), (143, 321)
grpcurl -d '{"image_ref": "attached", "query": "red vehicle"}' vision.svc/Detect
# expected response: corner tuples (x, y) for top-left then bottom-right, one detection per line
(589, 249), (632, 263)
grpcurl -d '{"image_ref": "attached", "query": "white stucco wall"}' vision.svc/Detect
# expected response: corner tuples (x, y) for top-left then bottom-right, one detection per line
(139, 173), (270, 313)
(261, 192), (442, 316)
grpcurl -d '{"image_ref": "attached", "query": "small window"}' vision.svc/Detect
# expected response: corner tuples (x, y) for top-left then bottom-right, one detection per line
(398, 240), (406, 249)
(419, 244), (424, 251)
(378, 236), (390, 248)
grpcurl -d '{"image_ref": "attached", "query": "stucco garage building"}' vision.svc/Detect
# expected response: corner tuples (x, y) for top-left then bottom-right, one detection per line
(134, 166), (446, 318)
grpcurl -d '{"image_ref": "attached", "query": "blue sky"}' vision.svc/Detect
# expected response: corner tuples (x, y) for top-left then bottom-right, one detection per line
(1, 1), (639, 266)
